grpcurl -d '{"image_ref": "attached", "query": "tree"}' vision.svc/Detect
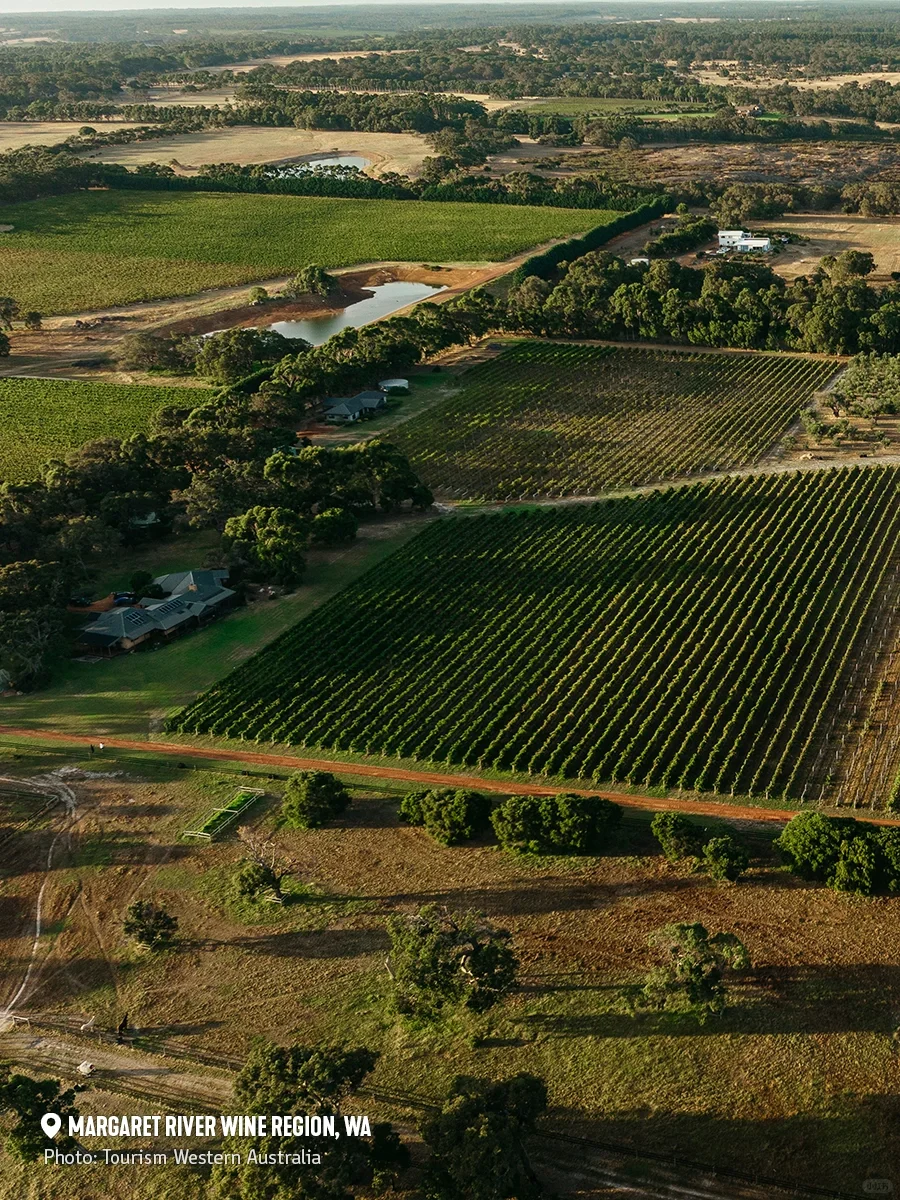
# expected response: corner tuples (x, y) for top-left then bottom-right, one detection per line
(832, 835), (882, 896)
(223, 505), (309, 585)
(491, 793), (621, 855)
(283, 265), (337, 299)
(310, 506), (358, 546)
(248, 286), (269, 306)
(281, 769), (350, 829)
(22, 312), (41, 331)
(194, 327), (301, 385)
(0, 297), (19, 331)
(702, 834), (750, 883)
(123, 899), (178, 949)
(117, 331), (196, 373)
(637, 922), (749, 1021)
(0, 331), (8, 358)
(774, 811), (860, 881)
(421, 1074), (547, 1200)
(399, 788), (492, 845)
(650, 810), (705, 862)
(235, 826), (296, 904)
(0, 608), (66, 691)
(0, 1065), (80, 1161)
(386, 905), (518, 1017)
(213, 1042), (405, 1200)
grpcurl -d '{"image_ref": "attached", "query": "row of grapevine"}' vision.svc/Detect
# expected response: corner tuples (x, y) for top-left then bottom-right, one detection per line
(171, 466), (900, 801)
(391, 342), (839, 501)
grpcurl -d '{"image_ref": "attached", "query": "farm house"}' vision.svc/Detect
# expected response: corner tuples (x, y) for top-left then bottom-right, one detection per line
(323, 390), (388, 422)
(76, 568), (236, 655)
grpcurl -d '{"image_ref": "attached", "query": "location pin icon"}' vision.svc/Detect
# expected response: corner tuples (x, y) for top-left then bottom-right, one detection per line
(41, 1113), (61, 1139)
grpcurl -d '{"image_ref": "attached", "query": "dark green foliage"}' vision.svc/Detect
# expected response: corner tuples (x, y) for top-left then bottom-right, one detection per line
(0, 1065), (80, 1161)
(421, 1074), (547, 1200)
(637, 922), (750, 1022)
(194, 327), (305, 385)
(222, 505), (309, 586)
(281, 770), (350, 830)
(702, 835), (750, 883)
(774, 812), (861, 882)
(386, 905), (518, 1018)
(832, 835), (882, 896)
(123, 899), (178, 949)
(235, 859), (277, 901)
(398, 788), (491, 845)
(310, 506), (359, 547)
(491, 792), (621, 855)
(651, 811), (705, 862)
(215, 1042), (403, 1200)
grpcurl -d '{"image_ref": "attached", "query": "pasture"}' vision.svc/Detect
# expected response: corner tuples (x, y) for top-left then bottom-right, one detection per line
(391, 342), (838, 501)
(0, 378), (214, 481)
(0, 190), (602, 313)
(758, 212), (900, 279)
(1, 740), (896, 1197)
(172, 466), (897, 801)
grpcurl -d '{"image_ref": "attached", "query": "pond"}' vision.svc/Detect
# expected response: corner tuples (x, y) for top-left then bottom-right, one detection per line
(268, 280), (446, 345)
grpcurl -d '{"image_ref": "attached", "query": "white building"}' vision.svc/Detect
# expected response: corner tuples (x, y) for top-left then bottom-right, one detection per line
(734, 237), (772, 253)
(718, 230), (748, 248)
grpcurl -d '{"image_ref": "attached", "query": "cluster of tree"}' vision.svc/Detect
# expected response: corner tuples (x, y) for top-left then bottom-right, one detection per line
(119, 325), (306, 383)
(491, 792), (622, 855)
(643, 205), (717, 258)
(123, 898), (178, 949)
(651, 811), (750, 883)
(775, 811), (900, 896)
(579, 109), (894, 149)
(386, 904), (518, 1018)
(827, 352), (900, 426)
(508, 248), (900, 355)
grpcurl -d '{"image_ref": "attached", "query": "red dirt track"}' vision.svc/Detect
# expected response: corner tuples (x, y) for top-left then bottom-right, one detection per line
(7, 724), (899, 827)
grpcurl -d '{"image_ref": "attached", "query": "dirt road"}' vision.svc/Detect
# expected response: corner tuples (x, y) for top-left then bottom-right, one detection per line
(4, 724), (899, 829)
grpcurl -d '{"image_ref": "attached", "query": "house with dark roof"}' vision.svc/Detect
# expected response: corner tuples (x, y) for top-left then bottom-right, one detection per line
(323, 390), (387, 423)
(75, 568), (237, 656)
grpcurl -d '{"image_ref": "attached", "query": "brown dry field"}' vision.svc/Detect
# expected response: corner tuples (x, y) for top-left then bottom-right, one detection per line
(0, 120), (142, 151)
(756, 212), (900, 279)
(542, 140), (900, 186)
(2, 759), (900, 1189)
(200, 48), (414, 74)
(87, 126), (428, 176)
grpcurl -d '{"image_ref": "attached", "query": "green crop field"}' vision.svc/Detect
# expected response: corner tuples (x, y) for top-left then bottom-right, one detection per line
(0, 190), (606, 313)
(0, 377), (213, 481)
(172, 466), (899, 801)
(391, 342), (839, 501)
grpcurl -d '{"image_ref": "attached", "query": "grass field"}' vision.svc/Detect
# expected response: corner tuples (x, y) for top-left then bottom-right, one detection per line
(390, 342), (838, 501)
(0, 378), (214, 482)
(0, 190), (604, 313)
(760, 212), (900, 279)
(172, 467), (900, 801)
(2, 749), (898, 1194)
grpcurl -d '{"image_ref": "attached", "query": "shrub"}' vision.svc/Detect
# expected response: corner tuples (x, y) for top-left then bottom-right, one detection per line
(491, 792), (621, 855)
(123, 899), (177, 949)
(281, 769), (350, 829)
(703, 835), (750, 883)
(398, 787), (491, 845)
(651, 810), (705, 862)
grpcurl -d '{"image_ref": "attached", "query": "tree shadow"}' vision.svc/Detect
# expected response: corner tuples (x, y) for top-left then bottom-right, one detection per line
(207, 926), (389, 960)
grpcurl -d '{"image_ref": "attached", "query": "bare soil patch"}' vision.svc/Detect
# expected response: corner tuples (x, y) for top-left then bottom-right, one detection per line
(88, 126), (428, 177)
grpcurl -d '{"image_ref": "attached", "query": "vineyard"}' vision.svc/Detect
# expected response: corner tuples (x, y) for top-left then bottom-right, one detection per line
(391, 342), (839, 501)
(172, 466), (900, 801)
(0, 378), (212, 481)
(0, 191), (602, 313)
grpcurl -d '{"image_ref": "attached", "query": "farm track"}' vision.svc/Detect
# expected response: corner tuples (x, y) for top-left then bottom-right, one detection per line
(0, 1020), (869, 1200)
(4, 724), (900, 829)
